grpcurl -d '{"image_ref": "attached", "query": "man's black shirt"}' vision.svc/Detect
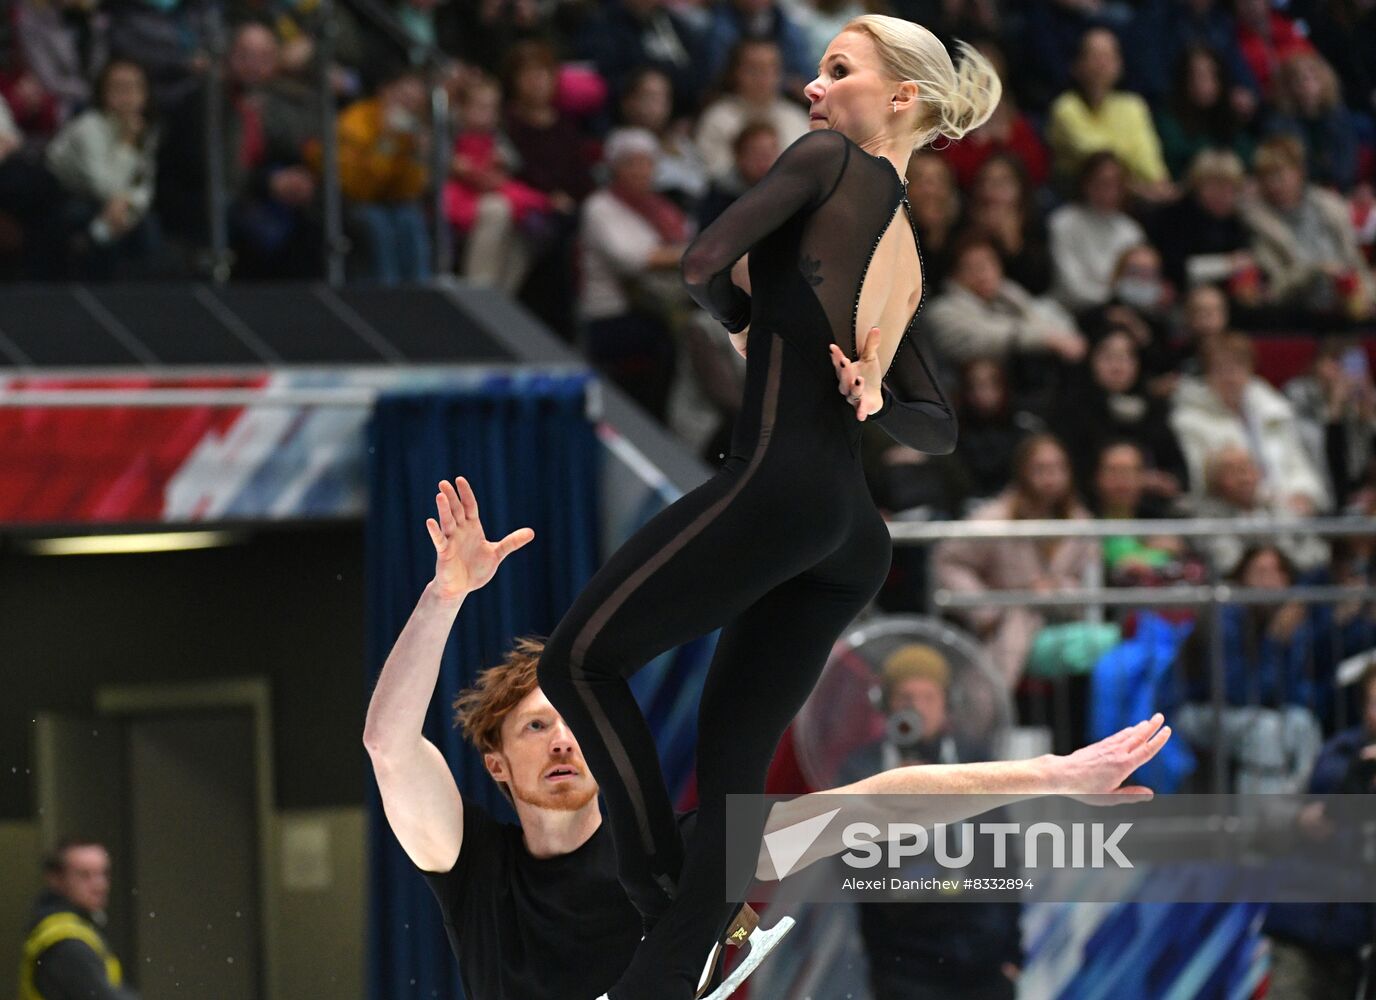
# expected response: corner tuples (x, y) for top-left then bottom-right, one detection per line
(418, 793), (696, 1000)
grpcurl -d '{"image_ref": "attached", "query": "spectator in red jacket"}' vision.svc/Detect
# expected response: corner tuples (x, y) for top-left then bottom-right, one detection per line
(1233, 0), (1314, 97)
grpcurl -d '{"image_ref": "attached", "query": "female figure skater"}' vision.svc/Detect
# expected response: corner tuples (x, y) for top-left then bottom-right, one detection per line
(536, 15), (1001, 999)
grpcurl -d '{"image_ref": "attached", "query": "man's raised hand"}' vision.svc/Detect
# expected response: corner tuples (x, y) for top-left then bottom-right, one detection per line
(425, 477), (535, 599)
(1051, 713), (1172, 804)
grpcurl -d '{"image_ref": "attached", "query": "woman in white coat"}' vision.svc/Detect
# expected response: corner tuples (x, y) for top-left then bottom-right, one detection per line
(46, 59), (160, 277)
(1170, 331), (1330, 513)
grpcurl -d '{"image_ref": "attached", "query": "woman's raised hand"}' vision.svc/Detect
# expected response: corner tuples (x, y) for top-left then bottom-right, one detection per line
(425, 477), (535, 599)
(828, 326), (885, 421)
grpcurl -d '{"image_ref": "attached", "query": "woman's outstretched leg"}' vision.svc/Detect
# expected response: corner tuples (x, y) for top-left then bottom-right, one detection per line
(608, 539), (889, 999)
(536, 420), (830, 927)
(537, 607), (686, 924)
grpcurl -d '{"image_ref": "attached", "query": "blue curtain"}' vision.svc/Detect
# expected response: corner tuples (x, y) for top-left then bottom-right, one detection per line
(364, 375), (601, 1000)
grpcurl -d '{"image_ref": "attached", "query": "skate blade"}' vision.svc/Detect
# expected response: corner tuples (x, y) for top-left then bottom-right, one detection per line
(700, 916), (795, 1000)
(697, 903), (757, 996)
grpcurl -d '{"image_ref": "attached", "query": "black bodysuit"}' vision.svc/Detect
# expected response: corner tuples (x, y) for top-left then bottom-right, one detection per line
(537, 127), (956, 999)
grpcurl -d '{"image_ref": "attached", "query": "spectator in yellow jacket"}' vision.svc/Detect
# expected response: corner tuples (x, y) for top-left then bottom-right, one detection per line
(1048, 29), (1173, 202)
(337, 67), (431, 284)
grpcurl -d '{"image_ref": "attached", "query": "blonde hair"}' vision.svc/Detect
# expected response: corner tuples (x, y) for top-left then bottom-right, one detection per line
(1187, 148), (1245, 187)
(1273, 51), (1341, 117)
(1254, 134), (1306, 175)
(1203, 443), (1255, 496)
(881, 644), (952, 696)
(842, 15), (1002, 150)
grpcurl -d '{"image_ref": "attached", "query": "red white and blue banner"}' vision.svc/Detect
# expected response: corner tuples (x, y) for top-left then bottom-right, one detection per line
(0, 369), (570, 524)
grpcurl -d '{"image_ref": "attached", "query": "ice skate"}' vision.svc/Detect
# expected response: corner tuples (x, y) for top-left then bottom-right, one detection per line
(693, 902), (759, 998)
(698, 910), (795, 1000)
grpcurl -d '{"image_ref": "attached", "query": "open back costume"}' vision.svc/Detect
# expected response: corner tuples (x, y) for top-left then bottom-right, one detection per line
(538, 126), (956, 998)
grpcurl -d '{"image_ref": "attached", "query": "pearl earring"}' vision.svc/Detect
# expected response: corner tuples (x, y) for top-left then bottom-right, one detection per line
(891, 100), (898, 113)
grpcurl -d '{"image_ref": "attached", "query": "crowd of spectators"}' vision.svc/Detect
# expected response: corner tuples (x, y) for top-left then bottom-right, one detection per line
(2, 0), (1372, 302)
(3, 0), (1376, 789)
(0, 1), (1371, 295)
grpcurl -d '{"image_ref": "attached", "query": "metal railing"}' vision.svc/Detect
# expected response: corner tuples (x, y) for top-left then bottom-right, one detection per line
(890, 516), (1376, 792)
(198, 0), (453, 283)
(317, 0), (347, 285)
(890, 516), (1376, 542)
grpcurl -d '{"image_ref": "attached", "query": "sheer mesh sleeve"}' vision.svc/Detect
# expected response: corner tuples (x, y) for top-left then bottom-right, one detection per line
(870, 332), (958, 454)
(680, 128), (848, 333)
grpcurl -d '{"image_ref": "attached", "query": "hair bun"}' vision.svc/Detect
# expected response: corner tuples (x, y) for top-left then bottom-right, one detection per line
(937, 41), (1002, 142)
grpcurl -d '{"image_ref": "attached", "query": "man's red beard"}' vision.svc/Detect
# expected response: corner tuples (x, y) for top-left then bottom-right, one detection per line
(512, 770), (599, 812)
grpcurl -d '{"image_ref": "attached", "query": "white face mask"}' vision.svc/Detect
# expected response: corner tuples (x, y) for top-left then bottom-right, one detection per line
(386, 106), (419, 133)
(1106, 392), (1147, 423)
(1114, 276), (1162, 310)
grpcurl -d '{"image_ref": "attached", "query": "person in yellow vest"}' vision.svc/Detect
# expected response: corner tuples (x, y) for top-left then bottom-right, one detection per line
(18, 837), (138, 1000)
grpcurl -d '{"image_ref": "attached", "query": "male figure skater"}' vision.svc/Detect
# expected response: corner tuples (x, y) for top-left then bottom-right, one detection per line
(364, 478), (1171, 999)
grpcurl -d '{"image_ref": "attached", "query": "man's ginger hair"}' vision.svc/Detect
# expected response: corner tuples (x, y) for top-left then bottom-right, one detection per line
(452, 636), (547, 804)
